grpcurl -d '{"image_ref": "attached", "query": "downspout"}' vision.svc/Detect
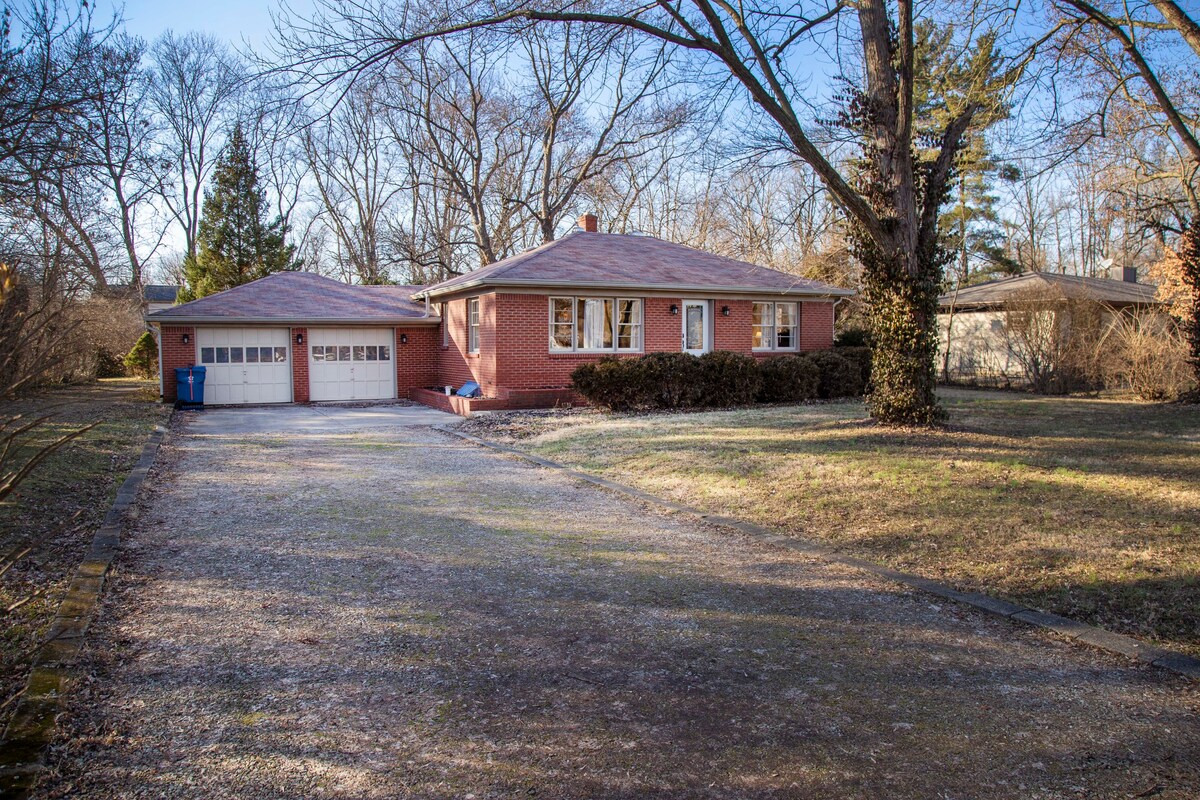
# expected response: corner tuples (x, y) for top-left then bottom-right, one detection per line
(832, 297), (846, 344)
(152, 321), (163, 399)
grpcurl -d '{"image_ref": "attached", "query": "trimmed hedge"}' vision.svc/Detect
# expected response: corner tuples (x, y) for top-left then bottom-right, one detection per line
(571, 349), (867, 410)
(698, 351), (762, 406)
(805, 349), (865, 398)
(835, 345), (872, 391)
(757, 355), (819, 403)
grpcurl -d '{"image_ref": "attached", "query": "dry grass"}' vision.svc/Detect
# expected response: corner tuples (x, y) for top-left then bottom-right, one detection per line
(463, 388), (1200, 658)
(0, 379), (170, 727)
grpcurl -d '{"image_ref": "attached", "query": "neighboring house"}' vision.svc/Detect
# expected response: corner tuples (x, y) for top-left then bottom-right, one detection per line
(101, 283), (181, 316)
(143, 284), (181, 315)
(938, 267), (1163, 384)
(148, 215), (852, 413)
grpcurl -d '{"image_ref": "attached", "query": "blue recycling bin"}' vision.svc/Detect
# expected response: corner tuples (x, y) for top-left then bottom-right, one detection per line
(174, 365), (206, 405)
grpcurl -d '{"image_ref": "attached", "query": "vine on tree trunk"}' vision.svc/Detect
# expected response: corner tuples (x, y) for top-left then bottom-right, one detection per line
(1180, 226), (1200, 400)
(841, 83), (955, 425)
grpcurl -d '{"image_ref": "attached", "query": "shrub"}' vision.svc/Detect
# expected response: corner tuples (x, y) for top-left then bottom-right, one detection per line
(835, 327), (871, 348)
(94, 347), (126, 378)
(806, 349), (865, 398)
(636, 351), (704, 409)
(1001, 286), (1105, 394)
(572, 348), (869, 411)
(835, 345), (873, 390)
(1100, 312), (1194, 401)
(124, 331), (158, 378)
(570, 357), (633, 411)
(698, 350), (762, 406)
(757, 355), (820, 403)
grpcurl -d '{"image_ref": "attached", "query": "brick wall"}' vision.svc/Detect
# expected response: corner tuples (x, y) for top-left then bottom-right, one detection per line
(799, 301), (835, 350)
(291, 327), (309, 403)
(396, 325), (440, 397)
(438, 294), (498, 392)
(160, 325), (196, 402)
(490, 294), (837, 390)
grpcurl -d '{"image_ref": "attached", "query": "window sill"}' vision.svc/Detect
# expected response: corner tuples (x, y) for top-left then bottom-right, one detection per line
(548, 350), (644, 356)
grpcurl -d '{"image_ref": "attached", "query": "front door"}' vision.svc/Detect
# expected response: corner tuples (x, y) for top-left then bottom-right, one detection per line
(682, 301), (709, 356)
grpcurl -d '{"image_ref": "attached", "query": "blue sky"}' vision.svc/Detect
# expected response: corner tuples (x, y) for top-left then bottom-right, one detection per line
(97, 0), (313, 48)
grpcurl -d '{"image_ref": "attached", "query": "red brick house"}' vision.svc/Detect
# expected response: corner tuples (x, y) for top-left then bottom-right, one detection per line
(149, 217), (852, 413)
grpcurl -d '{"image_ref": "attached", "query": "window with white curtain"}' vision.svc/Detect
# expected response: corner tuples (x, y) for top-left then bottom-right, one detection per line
(752, 302), (799, 351)
(549, 297), (642, 352)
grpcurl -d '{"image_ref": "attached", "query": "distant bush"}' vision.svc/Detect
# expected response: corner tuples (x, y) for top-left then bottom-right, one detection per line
(805, 349), (865, 398)
(94, 348), (126, 378)
(698, 351), (762, 406)
(757, 355), (820, 403)
(572, 348), (866, 411)
(835, 328), (871, 348)
(123, 331), (158, 378)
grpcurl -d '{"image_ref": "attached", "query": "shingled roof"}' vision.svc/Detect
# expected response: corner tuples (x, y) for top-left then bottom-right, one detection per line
(939, 272), (1162, 310)
(417, 231), (853, 299)
(147, 272), (435, 324)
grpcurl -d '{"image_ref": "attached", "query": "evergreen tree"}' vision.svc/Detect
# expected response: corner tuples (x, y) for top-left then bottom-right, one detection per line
(179, 124), (299, 301)
(913, 22), (1019, 286)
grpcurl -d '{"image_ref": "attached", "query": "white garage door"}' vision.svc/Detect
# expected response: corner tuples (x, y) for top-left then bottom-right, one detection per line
(197, 328), (292, 405)
(308, 328), (396, 402)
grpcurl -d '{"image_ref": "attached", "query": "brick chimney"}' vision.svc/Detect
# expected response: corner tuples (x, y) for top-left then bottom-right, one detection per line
(577, 213), (598, 233)
(1109, 265), (1137, 283)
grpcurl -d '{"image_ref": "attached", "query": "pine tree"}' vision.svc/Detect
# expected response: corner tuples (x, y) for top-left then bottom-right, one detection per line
(179, 124), (299, 301)
(913, 22), (1018, 286)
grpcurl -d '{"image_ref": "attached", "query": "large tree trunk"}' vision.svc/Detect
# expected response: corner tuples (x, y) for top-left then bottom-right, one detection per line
(1180, 225), (1200, 395)
(857, 236), (947, 424)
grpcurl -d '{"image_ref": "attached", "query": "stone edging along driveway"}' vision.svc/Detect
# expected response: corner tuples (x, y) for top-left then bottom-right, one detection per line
(0, 425), (168, 799)
(440, 425), (1200, 683)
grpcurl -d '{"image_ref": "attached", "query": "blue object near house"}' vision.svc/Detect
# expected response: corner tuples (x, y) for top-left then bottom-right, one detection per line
(175, 365), (206, 405)
(456, 381), (481, 398)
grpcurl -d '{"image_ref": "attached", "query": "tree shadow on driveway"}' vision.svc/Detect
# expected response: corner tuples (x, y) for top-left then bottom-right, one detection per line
(36, 426), (1200, 799)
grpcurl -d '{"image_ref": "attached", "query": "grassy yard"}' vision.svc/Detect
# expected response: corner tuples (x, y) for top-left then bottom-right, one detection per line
(463, 388), (1200, 659)
(0, 379), (169, 727)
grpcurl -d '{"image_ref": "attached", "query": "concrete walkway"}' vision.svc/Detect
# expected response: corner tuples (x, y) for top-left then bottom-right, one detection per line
(37, 410), (1200, 799)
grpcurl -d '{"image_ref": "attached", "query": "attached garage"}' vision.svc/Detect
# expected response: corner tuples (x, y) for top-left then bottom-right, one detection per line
(308, 327), (396, 401)
(197, 327), (292, 405)
(148, 272), (445, 404)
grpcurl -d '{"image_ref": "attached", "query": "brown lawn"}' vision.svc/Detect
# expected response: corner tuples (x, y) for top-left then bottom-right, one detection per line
(463, 388), (1200, 658)
(0, 379), (169, 727)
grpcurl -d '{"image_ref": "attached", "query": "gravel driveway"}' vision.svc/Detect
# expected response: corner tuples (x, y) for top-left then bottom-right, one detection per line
(38, 409), (1200, 798)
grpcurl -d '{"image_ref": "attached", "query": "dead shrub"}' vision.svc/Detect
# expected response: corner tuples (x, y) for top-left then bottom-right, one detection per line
(1100, 312), (1194, 401)
(1002, 285), (1105, 394)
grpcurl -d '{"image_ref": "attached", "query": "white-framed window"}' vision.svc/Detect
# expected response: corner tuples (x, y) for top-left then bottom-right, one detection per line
(752, 302), (799, 351)
(441, 302), (449, 347)
(549, 296), (643, 353)
(467, 297), (480, 354)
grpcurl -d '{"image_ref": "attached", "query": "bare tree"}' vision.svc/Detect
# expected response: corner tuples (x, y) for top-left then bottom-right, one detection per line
(390, 34), (538, 267)
(149, 31), (244, 259)
(278, 0), (1025, 424)
(303, 83), (402, 284)
(519, 24), (692, 243)
(1049, 0), (1200, 393)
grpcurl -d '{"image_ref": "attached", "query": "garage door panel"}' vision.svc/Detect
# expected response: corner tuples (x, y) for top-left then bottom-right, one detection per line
(308, 328), (395, 402)
(197, 328), (291, 405)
